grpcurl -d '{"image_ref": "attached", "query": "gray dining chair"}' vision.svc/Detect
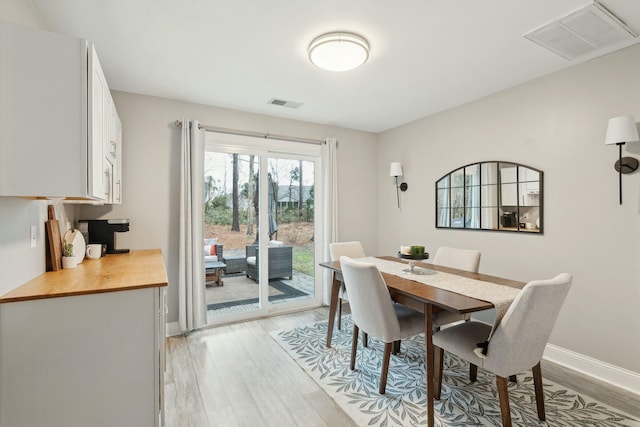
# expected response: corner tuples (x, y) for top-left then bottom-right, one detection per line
(432, 273), (572, 427)
(329, 241), (366, 331)
(431, 246), (481, 328)
(339, 256), (424, 394)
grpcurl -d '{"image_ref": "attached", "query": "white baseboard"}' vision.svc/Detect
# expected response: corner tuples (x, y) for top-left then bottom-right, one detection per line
(166, 321), (182, 337)
(544, 343), (640, 397)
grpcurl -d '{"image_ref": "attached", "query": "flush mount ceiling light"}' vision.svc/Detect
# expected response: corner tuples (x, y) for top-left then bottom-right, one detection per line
(308, 32), (369, 72)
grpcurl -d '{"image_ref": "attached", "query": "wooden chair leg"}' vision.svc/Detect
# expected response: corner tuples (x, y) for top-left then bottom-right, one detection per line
(469, 363), (478, 382)
(532, 362), (546, 421)
(379, 342), (392, 394)
(434, 346), (444, 400)
(350, 324), (359, 371)
(337, 297), (343, 330)
(509, 374), (517, 383)
(496, 376), (512, 427)
(363, 332), (368, 348)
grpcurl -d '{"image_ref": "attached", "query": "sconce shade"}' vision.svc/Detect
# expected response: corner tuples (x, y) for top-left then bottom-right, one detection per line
(605, 115), (639, 145)
(389, 162), (404, 177)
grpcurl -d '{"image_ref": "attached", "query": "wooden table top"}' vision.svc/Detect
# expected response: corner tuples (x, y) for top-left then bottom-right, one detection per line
(320, 256), (525, 314)
(0, 249), (168, 304)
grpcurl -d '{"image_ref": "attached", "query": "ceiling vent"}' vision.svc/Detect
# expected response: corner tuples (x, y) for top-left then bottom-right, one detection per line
(524, 2), (638, 60)
(268, 98), (303, 109)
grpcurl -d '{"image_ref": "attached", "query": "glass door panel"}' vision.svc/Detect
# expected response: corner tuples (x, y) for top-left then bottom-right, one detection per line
(266, 157), (316, 308)
(204, 151), (262, 321)
(204, 141), (320, 325)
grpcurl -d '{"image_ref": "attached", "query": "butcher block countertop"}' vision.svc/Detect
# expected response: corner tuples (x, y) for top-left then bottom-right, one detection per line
(0, 249), (168, 304)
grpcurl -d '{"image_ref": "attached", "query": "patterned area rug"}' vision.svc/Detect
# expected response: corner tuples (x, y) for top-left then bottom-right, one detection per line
(271, 316), (639, 427)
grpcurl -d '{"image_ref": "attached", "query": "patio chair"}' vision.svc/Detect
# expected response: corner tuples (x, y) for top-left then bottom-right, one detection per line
(246, 243), (293, 281)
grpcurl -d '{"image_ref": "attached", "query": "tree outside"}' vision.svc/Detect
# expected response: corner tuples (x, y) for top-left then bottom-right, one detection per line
(204, 152), (315, 276)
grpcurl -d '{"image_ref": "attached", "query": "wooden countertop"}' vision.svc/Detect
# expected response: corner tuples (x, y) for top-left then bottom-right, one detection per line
(0, 249), (168, 304)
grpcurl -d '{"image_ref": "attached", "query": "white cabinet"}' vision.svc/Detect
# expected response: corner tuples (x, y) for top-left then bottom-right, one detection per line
(106, 95), (123, 204)
(500, 167), (518, 206)
(0, 22), (121, 202)
(0, 288), (164, 427)
(500, 166), (540, 207)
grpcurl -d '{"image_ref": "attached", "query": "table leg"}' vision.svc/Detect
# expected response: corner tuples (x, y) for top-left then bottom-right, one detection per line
(326, 272), (341, 348)
(425, 304), (434, 427)
(216, 268), (223, 286)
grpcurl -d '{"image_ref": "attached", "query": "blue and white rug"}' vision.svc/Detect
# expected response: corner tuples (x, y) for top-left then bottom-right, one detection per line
(271, 316), (639, 426)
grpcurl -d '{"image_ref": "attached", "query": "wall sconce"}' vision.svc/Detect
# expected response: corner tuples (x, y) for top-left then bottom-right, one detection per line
(389, 162), (408, 208)
(605, 115), (639, 205)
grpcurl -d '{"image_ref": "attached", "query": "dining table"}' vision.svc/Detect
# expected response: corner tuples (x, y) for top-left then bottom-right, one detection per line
(319, 255), (525, 427)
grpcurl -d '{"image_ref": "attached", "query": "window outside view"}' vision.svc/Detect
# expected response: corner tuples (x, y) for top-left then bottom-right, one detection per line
(203, 151), (316, 320)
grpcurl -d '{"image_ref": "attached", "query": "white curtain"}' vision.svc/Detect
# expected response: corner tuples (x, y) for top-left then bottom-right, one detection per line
(321, 138), (339, 305)
(178, 118), (206, 332)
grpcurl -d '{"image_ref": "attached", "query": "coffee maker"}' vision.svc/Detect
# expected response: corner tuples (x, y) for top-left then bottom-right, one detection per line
(78, 219), (130, 254)
(500, 212), (517, 228)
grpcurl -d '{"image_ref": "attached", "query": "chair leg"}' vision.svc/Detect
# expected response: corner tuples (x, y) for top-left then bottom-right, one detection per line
(379, 342), (392, 394)
(496, 376), (512, 427)
(469, 363), (478, 382)
(434, 346), (444, 400)
(363, 332), (368, 348)
(350, 324), (359, 371)
(337, 298), (343, 330)
(532, 362), (546, 421)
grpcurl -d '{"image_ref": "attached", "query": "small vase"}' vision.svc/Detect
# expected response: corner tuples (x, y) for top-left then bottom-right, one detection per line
(62, 256), (77, 269)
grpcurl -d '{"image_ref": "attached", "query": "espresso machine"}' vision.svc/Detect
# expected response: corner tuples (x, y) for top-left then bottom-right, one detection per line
(78, 219), (130, 254)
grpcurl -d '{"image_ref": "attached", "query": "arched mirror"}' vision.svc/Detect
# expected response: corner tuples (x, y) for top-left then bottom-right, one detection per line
(436, 161), (543, 233)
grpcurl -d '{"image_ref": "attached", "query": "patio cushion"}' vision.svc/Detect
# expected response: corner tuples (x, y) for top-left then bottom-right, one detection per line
(205, 254), (219, 262)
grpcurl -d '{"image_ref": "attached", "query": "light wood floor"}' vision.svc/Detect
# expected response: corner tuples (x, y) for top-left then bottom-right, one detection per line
(164, 307), (357, 427)
(165, 307), (640, 426)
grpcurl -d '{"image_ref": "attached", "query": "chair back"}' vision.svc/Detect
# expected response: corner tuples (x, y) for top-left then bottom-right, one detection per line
(432, 246), (481, 272)
(339, 256), (401, 341)
(330, 241), (366, 261)
(488, 273), (572, 376)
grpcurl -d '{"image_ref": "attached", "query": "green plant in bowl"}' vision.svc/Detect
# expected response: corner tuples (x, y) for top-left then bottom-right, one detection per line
(63, 242), (74, 257)
(410, 245), (425, 256)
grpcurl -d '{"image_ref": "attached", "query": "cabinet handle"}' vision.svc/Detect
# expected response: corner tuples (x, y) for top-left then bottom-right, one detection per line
(116, 180), (121, 203)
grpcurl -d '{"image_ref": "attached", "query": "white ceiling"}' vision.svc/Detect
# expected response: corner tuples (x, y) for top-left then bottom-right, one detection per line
(30, 0), (640, 133)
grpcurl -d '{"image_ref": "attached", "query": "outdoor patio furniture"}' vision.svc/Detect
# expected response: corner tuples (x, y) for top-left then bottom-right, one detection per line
(204, 242), (224, 286)
(246, 244), (293, 281)
(223, 254), (247, 274)
(205, 260), (226, 286)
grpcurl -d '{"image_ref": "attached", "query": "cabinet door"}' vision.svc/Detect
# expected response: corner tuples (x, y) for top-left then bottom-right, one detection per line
(112, 106), (123, 204)
(88, 45), (109, 200)
(0, 22), (90, 198)
(0, 289), (160, 426)
(500, 166), (518, 206)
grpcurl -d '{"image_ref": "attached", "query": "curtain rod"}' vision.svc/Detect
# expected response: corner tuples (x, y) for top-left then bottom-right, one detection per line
(175, 120), (325, 145)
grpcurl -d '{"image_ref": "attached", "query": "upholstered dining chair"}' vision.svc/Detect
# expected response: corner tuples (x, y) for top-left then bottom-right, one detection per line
(431, 246), (481, 328)
(329, 241), (366, 331)
(339, 256), (424, 394)
(432, 273), (572, 427)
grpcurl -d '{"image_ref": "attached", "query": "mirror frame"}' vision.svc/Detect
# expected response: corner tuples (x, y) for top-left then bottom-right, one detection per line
(435, 161), (543, 234)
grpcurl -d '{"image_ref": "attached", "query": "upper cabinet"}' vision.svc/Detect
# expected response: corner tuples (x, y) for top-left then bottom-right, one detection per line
(436, 161), (543, 234)
(0, 22), (122, 203)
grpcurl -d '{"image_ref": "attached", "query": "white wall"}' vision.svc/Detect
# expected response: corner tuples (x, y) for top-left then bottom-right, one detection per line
(79, 91), (378, 323)
(378, 44), (640, 374)
(0, 0), (49, 296)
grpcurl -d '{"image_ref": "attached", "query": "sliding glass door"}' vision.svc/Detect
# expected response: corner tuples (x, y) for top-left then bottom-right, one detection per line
(203, 133), (322, 325)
